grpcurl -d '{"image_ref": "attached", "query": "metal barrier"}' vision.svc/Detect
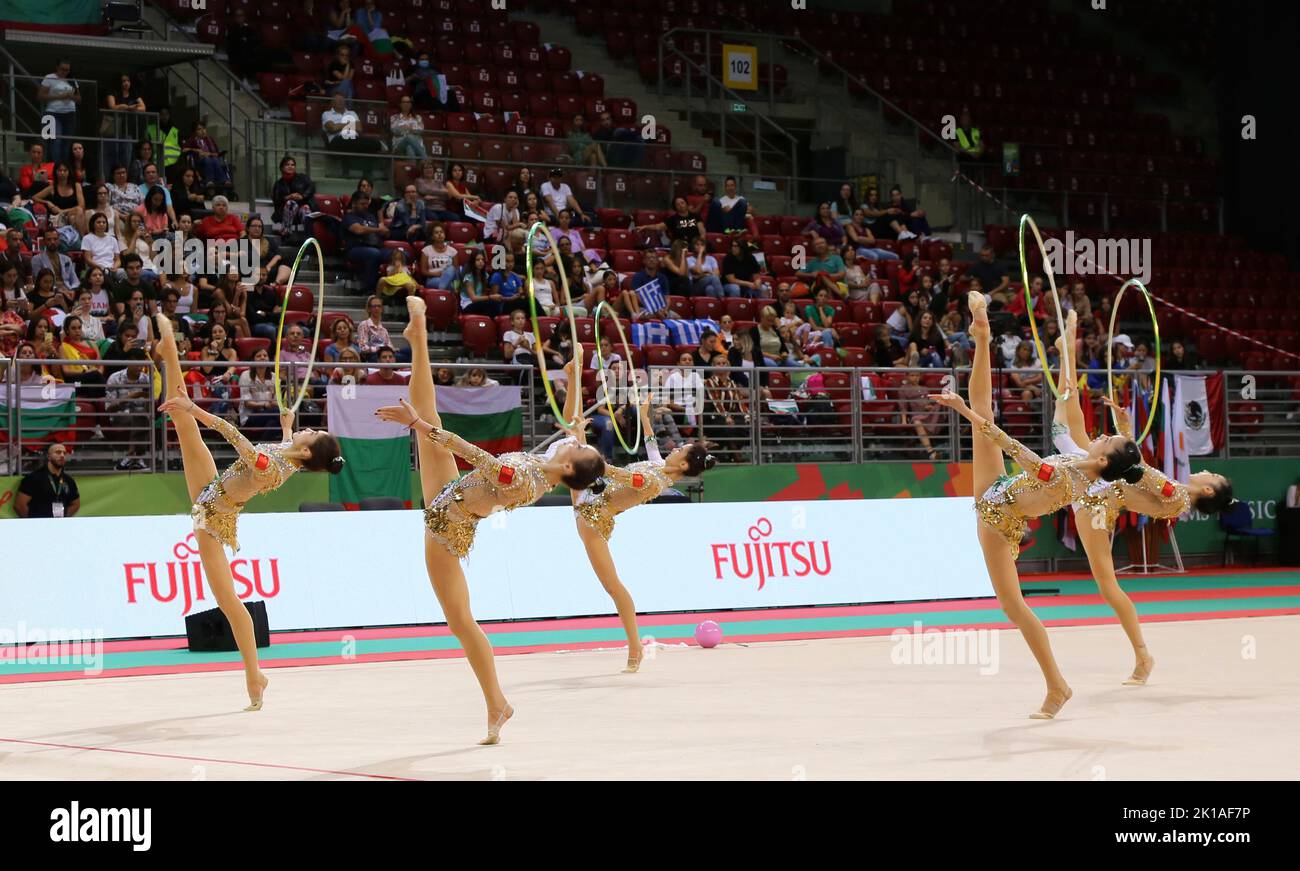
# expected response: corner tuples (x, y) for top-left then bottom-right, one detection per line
(5, 356), (1295, 476)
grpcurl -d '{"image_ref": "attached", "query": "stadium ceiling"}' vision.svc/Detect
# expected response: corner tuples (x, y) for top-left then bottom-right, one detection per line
(0, 29), (213, 79)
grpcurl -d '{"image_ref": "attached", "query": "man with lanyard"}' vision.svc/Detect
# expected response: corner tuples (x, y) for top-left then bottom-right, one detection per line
(16, 443), (81, 517)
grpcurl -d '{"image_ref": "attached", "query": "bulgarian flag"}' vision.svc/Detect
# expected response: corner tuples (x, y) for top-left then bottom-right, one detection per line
(438, 385), (524, 470)
(0, 383), (77, 445)
(327, 384), (414, 509)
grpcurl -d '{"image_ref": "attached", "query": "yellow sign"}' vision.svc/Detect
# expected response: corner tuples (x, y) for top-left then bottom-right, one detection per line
(721, 44), (759, 91)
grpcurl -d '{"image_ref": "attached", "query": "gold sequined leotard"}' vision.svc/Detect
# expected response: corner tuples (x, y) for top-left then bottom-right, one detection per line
(192, 416), (299, 552)
(423, 429), (554, 558)
(975, 420), (1103, 560)
(1055, 422), (1190, 532)
(576, 452), (675, 541)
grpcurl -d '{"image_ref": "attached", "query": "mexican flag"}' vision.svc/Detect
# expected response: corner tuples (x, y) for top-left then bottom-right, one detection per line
(327, 384), (413, 509)
(438, 385), (524, 470)
(1171, 373), (1224, 462)
(0, 383), (77, 444)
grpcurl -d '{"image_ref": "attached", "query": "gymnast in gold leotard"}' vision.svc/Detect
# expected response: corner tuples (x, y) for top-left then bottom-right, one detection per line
(155, 314), (343, 711)
(570, 396), (717, 672)
(929, 293), (1144, 718)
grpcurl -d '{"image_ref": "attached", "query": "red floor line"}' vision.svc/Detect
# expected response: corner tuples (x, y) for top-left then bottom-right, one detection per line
(1021, 566), (1294, 584)
(0, 737), (424, 781)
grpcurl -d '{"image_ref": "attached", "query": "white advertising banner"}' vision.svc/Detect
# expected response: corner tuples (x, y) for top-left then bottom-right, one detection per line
(0, 498), (990, 641)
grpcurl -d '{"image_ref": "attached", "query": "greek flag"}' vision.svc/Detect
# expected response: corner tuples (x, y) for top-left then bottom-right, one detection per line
(635, 277), (667, 316)
(665, 318), (719, 346)
(631, 320), (670, 347)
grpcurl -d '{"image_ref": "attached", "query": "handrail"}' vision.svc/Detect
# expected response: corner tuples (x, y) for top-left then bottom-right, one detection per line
(658, 28), (799, 183)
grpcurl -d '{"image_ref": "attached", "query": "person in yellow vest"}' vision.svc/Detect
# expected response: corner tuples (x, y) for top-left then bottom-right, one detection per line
(147, 106), (183, 183)
(955, 108), (984, 161)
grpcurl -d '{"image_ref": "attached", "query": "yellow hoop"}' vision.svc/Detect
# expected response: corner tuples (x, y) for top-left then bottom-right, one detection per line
(272, 236), (326, 415)
(1106, 278), (1162, 444)
(525, 221), (581, 428)
(592, 300), (643, 454)
(1017, 214), (1069, 398)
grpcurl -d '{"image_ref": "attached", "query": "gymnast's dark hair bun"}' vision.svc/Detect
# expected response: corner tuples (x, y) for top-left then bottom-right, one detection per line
(588, 477), (608, 495)
(1121, 466), (1145, 485)
(684, 441), (717, 476)
(302, 432), (344, 474)
(1098, 439), (1142, 483)
(328, 456), (346, 475)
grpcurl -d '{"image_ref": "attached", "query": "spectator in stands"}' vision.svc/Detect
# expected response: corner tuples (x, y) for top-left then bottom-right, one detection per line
(1, 227), (32, 283)
(82, 267), (114, 324)
(106, 348), (153, 469)
(137, 163), (177, 223)
(244, 268), (280, 340)
(226, 8), (272, 81)
(691, 330), (724, 368)
(377, 247), (420, 309)
(540, 168), (590, 226)
(889, 185), (930, 239)
(631, 251), (674, 320)
(128, 141), (154, 185)
(277, 322), (318, 388)
(39, 60), (80, 165)
(443, 162), (480, 216)
(415, 161), (458, 223)
(355, 0), (383, 37)
(108, 164), (143, 220)
(845, 209), (900, 261)
(195, 196), (244, 241)
(686, 175), (712, 221)
(831, 183), (858, 225)
(243, 216), (291, 285)
(419, 223), (457, 290)
(457, 367), (499, 388)
(706, 176), (758, 236)
(842, 248), (879, 302)
(898, 362), (944, 460)
(954, 108), (984, 161)
(342, 191), (387, 295)
(156, 288), (190, 341)
(969, 244), (1010, 300)
(19, 141), (55, 199)
(686, 237), (727, 298)
(804, 201), (846, 247)
(1009, 341), (1044, 401)
(873, 323), (907, 367)
(796, 235), (848, 299)
(323, 317), (361, 363)
(353, 296), (390, 360)
(86, 184), (119, 238)
(69, 287), (107, 344)
(52, 314), (106, 394)
(138, 186), (170, 235)
(408, 51), (447, 111)
(592, 110), (643, 168)
(638, 196), (700, 247)
(390, 95), (427, 158)
(513, 167), (538, 202)
(500, 310), (536, 366)
(490, 252), (525, 314)
(862, 187), (912, 241)
(117, 212), (158, 281)
(112, 253), (156, 315)
(31, 228), (80, 293)
(329, 346), (364, 385)
(804, 288), (840, 351)
(33, 162), (87, 235)
(750, 306), (799, 368)
(365, 346), (409, 385)
(389, 183), (429, 243)
(26, 268), (68, 320)
(484, 189), (524, 247)
(326, 43), (356, 98)
(104, 73), (146, 175)
(321, 93), (386, 154)
(269, 156), (315, 239)
(704, 355), (747, 456)
(237, 347), (278, 439)
(1064, 279), (1093, 328)
(184, 122), (233, 191)
(147, 106), (183, 184)
(660, 353), (705, 430)
(722, 238), (770, 299)
(1167, 339), (1199, 371)
(458, 249), (498, 316)
(908, 310), (950, 368)
(15, 442), (79, 517)
(659, 239), (691, 297)
(566, 113), (606, 167)
(0, 291), (27, 361)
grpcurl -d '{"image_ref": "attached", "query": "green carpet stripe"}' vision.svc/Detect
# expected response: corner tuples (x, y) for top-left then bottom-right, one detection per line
(5, 591), (1299, 676)
(1026, 572), (1300, 595)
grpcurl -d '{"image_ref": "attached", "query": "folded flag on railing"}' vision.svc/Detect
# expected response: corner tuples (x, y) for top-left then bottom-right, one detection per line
(0, 383), (76, 442)
(631, 320), (670, 347)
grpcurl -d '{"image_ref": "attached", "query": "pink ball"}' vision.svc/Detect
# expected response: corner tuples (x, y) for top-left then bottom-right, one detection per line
(694, 620), (723, 649)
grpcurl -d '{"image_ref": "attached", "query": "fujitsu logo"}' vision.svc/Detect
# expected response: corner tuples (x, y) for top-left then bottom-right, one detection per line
(710, 517), (832, 590)
(124, 535), (282, 616)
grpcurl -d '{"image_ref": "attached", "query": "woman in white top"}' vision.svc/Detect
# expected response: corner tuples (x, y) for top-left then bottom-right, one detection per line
(81, 266), (113, 324)
(118, 212), (157, 279)
(686, 237), (726, 298)
(237, 347), (279, 433)
(500, 310), (536, 365)
(80, 212), (124, 270)
(660, 352), (705, 427)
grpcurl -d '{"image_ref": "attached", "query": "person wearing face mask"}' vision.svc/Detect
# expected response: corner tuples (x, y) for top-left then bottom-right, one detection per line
(409, 51), (447, 111)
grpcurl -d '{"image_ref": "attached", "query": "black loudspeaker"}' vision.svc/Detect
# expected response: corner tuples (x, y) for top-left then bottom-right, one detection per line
(185, 601), (270, 652)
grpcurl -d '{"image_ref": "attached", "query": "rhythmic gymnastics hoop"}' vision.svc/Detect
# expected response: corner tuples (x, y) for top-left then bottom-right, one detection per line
(1105, 277), (1162, 444)
(272, 236), (326, 415)
(525, 220), (581, 428)
(592, 300), (643, 454)
(1017, 213), (1069, 398)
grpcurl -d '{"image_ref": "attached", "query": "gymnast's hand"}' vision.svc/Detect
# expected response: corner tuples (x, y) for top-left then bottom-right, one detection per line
(158, 385), (198, 416)
(1100, 395), (1131, 429)
(928, 391), (968, 413)
(375, 397), (434, 434)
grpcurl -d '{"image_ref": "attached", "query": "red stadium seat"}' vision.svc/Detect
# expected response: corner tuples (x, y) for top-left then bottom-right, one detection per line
(459, 315), (498, 358)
